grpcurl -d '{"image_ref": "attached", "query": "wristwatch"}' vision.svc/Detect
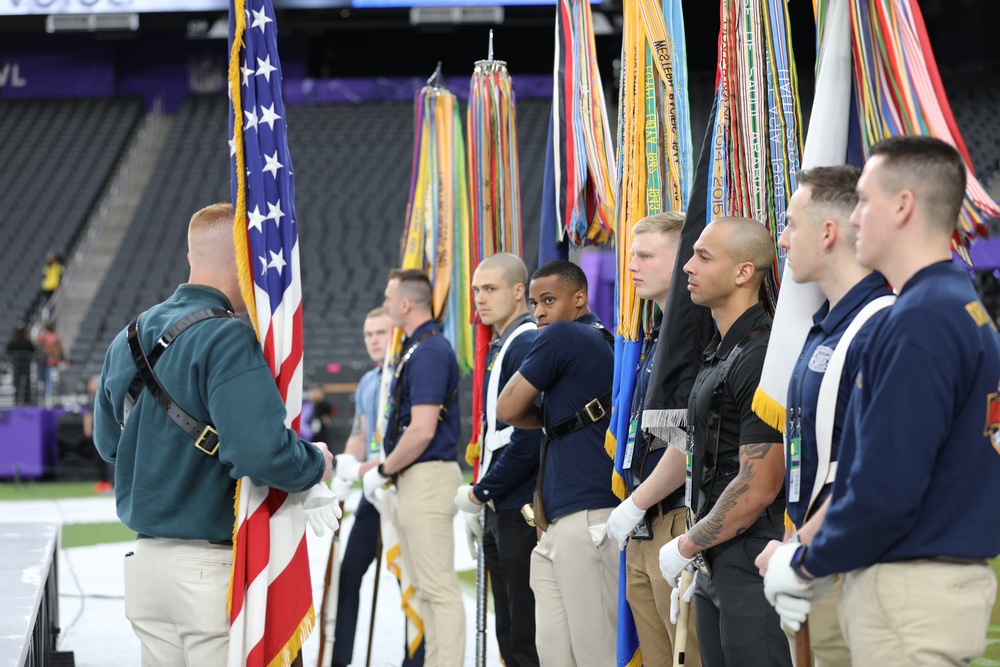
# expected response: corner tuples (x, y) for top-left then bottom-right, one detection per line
(377, 463), (389, 479)
(790, 545), (815, 582)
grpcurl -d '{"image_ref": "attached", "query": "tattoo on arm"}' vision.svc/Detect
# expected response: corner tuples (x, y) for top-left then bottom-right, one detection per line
(687, 441), (775, 549)
(350, 412), (363, 437)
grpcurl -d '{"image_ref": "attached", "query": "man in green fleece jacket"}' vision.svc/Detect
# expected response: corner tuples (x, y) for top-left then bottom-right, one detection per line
(94, 202), (333, 666)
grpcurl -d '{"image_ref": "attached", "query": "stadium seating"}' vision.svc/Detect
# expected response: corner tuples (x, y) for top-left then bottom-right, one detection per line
(63, 95), (552, 389)
(0, 97), (141, 349)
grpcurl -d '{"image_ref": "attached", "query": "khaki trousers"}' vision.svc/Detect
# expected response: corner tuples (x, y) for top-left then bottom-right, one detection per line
(626, 507), (701, 667)
(782, 578), (850, 667)
(838, 560), (997, 667)
(394, 460), (466, 667)
(123, 538), (232, 667)
(530, 507), (618, 667)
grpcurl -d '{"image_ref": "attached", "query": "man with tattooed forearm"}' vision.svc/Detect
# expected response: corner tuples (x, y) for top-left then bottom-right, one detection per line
(657, 217), (792, 667)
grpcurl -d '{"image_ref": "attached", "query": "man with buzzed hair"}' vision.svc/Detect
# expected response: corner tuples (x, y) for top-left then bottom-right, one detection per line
(497, 259), (619, 667)
(94, 202), (334, 665)
(361, 268), (465, 667)
(455, 252), (541, 667)
(765, 136), (1000, 667)
(658, 217), (791, 666)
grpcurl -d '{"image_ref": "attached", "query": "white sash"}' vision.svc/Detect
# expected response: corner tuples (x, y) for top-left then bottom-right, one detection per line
(809, 294), (895, 515)
(482, 321), (537, 476)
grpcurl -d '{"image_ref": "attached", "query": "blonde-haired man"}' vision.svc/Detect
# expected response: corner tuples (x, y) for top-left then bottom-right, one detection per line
(605, 211), (701, 666)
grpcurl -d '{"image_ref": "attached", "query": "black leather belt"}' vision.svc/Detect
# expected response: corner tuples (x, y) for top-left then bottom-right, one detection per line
(647, 494), (686, 519)
(548, 388), (612, 441)
(927, 556), (989, 566)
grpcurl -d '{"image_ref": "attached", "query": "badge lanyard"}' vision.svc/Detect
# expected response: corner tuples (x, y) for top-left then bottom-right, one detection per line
(788, 406), (802, 503)
(623, 333), (656, 471)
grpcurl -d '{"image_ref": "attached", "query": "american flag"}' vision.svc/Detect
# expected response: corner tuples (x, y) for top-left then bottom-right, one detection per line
(228, 1), (312, 665)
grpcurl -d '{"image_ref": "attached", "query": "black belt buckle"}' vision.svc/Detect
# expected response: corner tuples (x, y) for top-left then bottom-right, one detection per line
(584, 398), (605, 422)
(194, 425), (220, 456)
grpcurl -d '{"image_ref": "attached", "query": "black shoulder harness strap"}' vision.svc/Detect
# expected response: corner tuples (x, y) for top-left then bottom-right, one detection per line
(692, 323), (770, 521)
(544, 320), (615, 442)
(123, 308), (238, 456)
(386, 329), (458, 450)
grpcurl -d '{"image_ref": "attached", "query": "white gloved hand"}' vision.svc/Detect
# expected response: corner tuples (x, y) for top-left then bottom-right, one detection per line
(762, 542), (834, 607)
(606, 496), (646, 550)
(362, 466), (389, 505)
(774, 593), (813, 632)
(370, 486), (388, 514)
(659, 536), (695, 588)
(669, 571), (698, 624)
(330, 477), (353, 503)
(301, 483), (343, 537)
(463, 511), (483, 560)
(454, 484), (482, 514)
(335, 454), (362, 482)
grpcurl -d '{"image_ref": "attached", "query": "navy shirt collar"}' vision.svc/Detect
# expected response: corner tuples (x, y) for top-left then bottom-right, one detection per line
(813, 272), (891, 334)
(407, 318), (440, 342)
(897, 260), (959, 296)
(705, 302), (770, 362)
(575, 312), (602, 327)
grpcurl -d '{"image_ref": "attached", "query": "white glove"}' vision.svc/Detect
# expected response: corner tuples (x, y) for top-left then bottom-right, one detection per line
(774, 593), (813, 632)
(659, 536), (695, 588)
(301, 484), (343, 537)
(330, 477), (353, 503)
(454, 484), (482, 514)
(754, 538), (786, 577)
(362, 466), (389, 505)
(762, 542), (834, 606)
(606, 496), (646, 550)
(669, 571), (698, 624)
(335, 454), (362, 482)
(463, 511), (483, 560)
(370, 486), (388, 514)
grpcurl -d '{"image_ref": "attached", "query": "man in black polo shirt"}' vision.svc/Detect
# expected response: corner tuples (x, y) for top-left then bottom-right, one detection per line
(658, 217), (791, 666)
(496, 260), (619, 667)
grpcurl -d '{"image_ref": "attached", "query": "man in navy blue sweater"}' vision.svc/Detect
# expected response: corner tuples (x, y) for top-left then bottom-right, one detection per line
(455, 252), (541, 667)
(765, 136), (1000, 667)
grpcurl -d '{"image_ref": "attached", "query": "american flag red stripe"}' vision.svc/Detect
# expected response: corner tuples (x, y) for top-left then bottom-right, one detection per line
(227, 0), (314, 665)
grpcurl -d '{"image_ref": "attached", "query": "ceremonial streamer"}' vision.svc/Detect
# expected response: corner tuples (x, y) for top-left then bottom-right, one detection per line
(465, 47), (525, 472)
(400, 78), (474, 372)
(753, 0), (1000, 433)
(848, 0), (999, 253)
(551, 0), (617, 248)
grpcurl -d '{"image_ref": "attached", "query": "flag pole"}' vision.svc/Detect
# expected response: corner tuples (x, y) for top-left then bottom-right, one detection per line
(317, 501), (345, 667)
(365, 530), (383, 667)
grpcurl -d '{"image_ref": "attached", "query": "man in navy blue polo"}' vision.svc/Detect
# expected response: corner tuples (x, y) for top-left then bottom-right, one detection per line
(764, 137), (1000, 667)
(361, 268), (465, 667)
(496, 259), (619, 667)
(753, 166), (893, 666)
